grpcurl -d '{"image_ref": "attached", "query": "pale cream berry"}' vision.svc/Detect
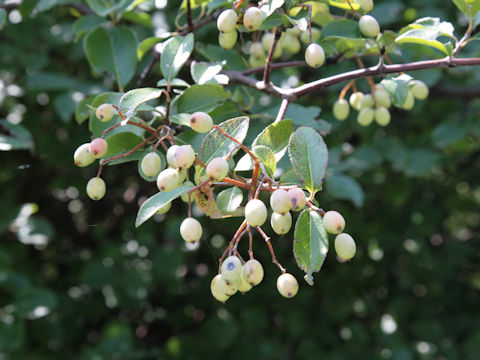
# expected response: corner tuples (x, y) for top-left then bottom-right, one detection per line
(243, 7), (263, 31)
(261, 32), (275, 51)
(217, 9), (238, 33)
(334, 233), (356, 260)
(349, 92), (364, 110)
(305, 43), (325, 68)
(211, 275), (230, 303)
(300, 28), (321, 44)
(287, 188), (306, 211)
(86, 177), (106, 201)
(221, 255), (242, 285)
(166, 145), (179, 168)
(219, 30), (238, 50)
(359, 94), (374, 109)
(190, 112), (213, 133)
(323, 211), (345, 234)
(181, 181), (196, 203)
(333, 99), (350, 121)
(357, 107), (375, 126)
(95, 103), (116, 122)
(141, 152), (162, 177)
(356, 0), (374, 12)
(206, 157), (229, 181)
(156, 168), (180, 192)
(250, 42), (265, 58)
(174, 145), (195, 170)
(271, 212), (292, 235)
(245, 199), (268, 227)
(283, 34), (301, 54)
(374, 88), (392, 108)
(180, 217), (202, 243)
(277, 273), (299, 298)
(237, 274), (253, 293)
(270, 189), (290, 214)
(219, 275), (237, 296)
(375, 106), (391, 126)
(411, 80), (429, 100)
(74, 143), (95, 167)
(242, 259), (264, 286)
(400, 91), (415, 110)
(359, 15), (380, 38)
(89, 138), (108, 159)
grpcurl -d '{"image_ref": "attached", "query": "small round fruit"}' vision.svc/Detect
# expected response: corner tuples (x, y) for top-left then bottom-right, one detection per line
(141, 152), (162, 177)
(156, 201), (172, 214)
(174, 145), (195, 170)
(322, 210), (345, 234)
(221, 255), (242, 284)
(277, 273), (299, 298)
(206, 157), (229, 181)
(74, 143), (95, 167)
(219, 30), (238, 50)
(333, 99), (350, 121)
(243, 7), (263, 31)
(190, 112), (213, 133)
(245, 199), (268, 227)
(156, 168), (180, 192)
(334, 233), (356, 260)
(242, 259), (264, 286)
(86, 177), (106, 201)
(166, 145), (179, 168)
(250, 42), (265, 58)
(357, 0), (374, 12)
(374, 89), (392, 108)
(359, 15), (380, 38)
(286, 27), (301, 36)
(400, 91), (415, 110)
(180, 217), (202, 243)
(300, 28), (321, 44)
(357, 107), (375, 126)
(249, 54), (266, 68)
(219, 276), (237, 296)
(261, 33), (274, 51)
(89, 138), (108, 159)
(375, 106), (391, 126)
(270, 188), (290, 214)
(271, 212), (292, 235)
(359, 94), (374, 109)
(177, 167), (187, 183)
(217, 9), (238, 33)
(237, 274), (253, 293)
(283, 34), (301, 54)
(211, 275), (230, 303)
(305, 43), (325, 68)
(181, 181), (196, 202)
(411, 80), (429, 100)
(349, 91), (364, 110)
(95, 103), (116, 122)
(287, 188), (306, 211)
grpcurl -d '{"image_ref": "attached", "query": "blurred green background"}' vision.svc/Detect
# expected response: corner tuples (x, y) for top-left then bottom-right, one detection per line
(1, 0), (480, 359)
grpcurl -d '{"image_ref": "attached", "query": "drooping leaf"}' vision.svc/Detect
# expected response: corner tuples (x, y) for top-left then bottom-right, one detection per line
(325, 174), (364, 207)
(174, 84), (230, 114)
(380, 74), (413, 107)
(73, 15), (107, 41)
(160, 33), (194, 85)
(288, 127), (328, 195)
(293, 209), (328, 285)
(217, 187), (244, 214)
(135, 185), (193, 227)
(119, 87), (162, 121)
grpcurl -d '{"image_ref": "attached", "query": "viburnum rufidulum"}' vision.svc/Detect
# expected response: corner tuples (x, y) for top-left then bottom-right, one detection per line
(305, 43), (325, 68)
(141, 152), (162, 177)
(89, 138), (108, 159)
(86, 177), (106, 201)
(206, 157), (229, 181)
(95, 103), (116, 122)
(74, 143), (95, 167)
(243, 7), (263, 31)
(334, 233), (356, 261)
(180, 217), (202, 243)
(277, 273), (299, 298)
(190, 112), (213, 133)
(287, 188), (306, 211)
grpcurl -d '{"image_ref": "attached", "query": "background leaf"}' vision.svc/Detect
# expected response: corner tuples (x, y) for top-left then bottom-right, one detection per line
(160, 33), (194, 85)
(174, 84), (230, 114)
(216, 187), (243, 214)
(119, 87), (162, 121)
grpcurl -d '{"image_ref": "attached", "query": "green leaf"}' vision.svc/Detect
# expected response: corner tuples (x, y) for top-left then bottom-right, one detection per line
(0, 121), (33, 151)
(86, 0), (135, 17)
(73, 15), (107, 41)
(35, 0), (70, 12)
(325, 174), (364, 207)
(380, 74), (413, 107)
(119, 87), (162, 121)
(190, 61), (226, 85)
(156, 78), (190, 88)
(0, 319), (24, 351)
(135, 185), (193, 227)
(327, 0), (360, 11)
(0, 9), (6, 29)
(260, 0), (284, 17)
(75, 95), (94, 125)
(174, 84), (230, 114)
(293, 209), (328, 285)
(217, 187), (244, 214)
(137, 35), (170, 60)
(280, 168), (303, 186)
(453, 0), (480, 15)
(104, 132), (144, 158)
(321, 19), (361, 40)
(255, 145), (276, 178)
(83, 26), (138, 89)
(288, 127), (328, 195)
(14, 287), (57, 317)
(160, 33), (194, 85)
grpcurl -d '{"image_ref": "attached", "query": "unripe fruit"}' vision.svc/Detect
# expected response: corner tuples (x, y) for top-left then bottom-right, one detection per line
(211, 275), (230, 303)
(237, 274), (253, 293)
(305, 43), (325, 68)
(242, 259), (264, 286)
(357, 107), (375, 126)
(206, 157), (229, 181)
(217, 9), (238, 33)
(95, 103), (116, 122)
(286, 27), (301, 37)
(141, 152), (162, 177)
(410, 80), (429, 100)
(334, 233), (356, 260)
(177, 167), (187, 183)
(190, 112), (213, 133)
(250, 42), (265, 58)
(221, 255), (242, 284)
(283, 34), (301, 55)
(180, 217), (202, 243)
(174, 145), (195, 170)
(166, 145), (179, 168)
(277, 273), (299, 298)
(181, 181), (196, 202)
(333, 99), (350, 121)
(245, 199), (268, 227)
(287, 188), (306, 211)
(219, 30), (238, 50)
(375, 106), (391, 126)
(261, 33), (275, 51)
(249, 54), (266, 68)
(359, 15), (380, 38)
(357, 0), (374, 12)
(270, 189), (290, 214)
(349, 91), (364, 110)
(86, 177), (106, 201)
(271, 212), (292, 235)
(323, 210), (345, 234)
(156, 201), (171, 214)
(243, 7), (263, 31)
(359, 94), (374, 109)
(374, 89), (392, 108)
(89, 138), (108, 159)
(219, 275), (237, 296)
(74, 143), (95, 167)
(300, 28), (321, 44)
(400, 91), (415, 110)
(156, 168), (180, 192)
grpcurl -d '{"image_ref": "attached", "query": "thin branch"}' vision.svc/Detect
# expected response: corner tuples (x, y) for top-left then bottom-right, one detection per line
(136, 53), (160, 87)
(186, 0), (194, 33)
(255, 226), (286, 273)
(274, 97), (290, 123)
(101, 120), (155, 138)
(263, 28), (282, 84)
(242, 61), (307, 76)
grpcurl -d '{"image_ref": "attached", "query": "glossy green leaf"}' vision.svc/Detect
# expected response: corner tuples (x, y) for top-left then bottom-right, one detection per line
(73, 15), (107, 40)
(174, 84), (230, 114)
(260, 0), (284, 17)
(119, 88), (162, 121)
(321, 19), (361, 40)
(156, 78), (190, 88)
(288, 127), (328, 195)
(135, 185), (193, 227)
(217, 187), (243, 214)
(75, 95), (94, 125)
(380, 74), (413, 107)
(325, 174), (364, 207)
(279, 168), (303, 186)
(190, 61), (225, 85)
(453, 0), (480, 15)
(86, 0), (135, 17)
(104, 132), (144, 158)
(83, 26), (138, 88)
(160, 33), (194, 85)
(169, 113), (191, 126)
(137, 35), (170, 60)
(293, 209), (328, 285)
